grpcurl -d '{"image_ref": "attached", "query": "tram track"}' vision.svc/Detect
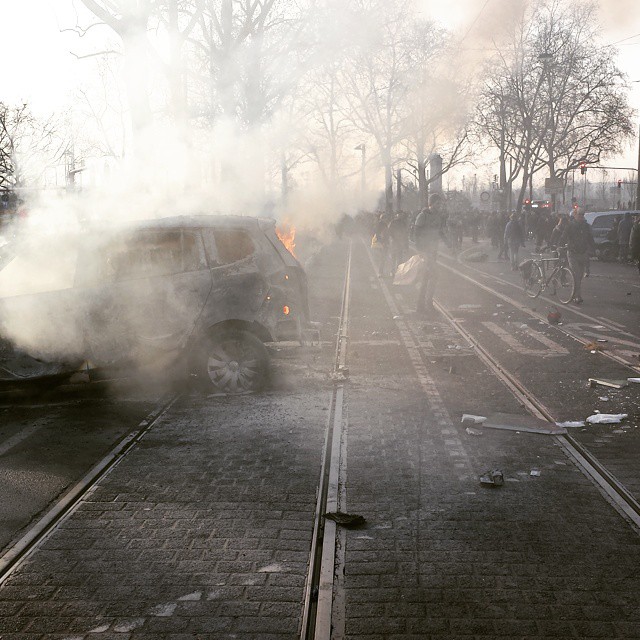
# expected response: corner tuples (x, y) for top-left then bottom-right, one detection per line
(0, 392), (181, 586)
(372, 253), (640, 535)
(300, 241), (351, 640)
(439, 254), (640, 374)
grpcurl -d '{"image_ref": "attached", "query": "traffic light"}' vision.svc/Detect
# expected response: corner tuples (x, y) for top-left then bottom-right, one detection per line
(579, 161), (587, 175)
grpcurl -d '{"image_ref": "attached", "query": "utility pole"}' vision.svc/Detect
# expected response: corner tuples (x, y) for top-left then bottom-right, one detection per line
(636, 123), (640, 209)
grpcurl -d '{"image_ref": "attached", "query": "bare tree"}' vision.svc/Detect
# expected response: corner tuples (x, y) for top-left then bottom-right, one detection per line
(78, 0), (157, 138)
(337, 0), (418, 213)
(0, 103), (67, 192)
(476, 0), (634, 212)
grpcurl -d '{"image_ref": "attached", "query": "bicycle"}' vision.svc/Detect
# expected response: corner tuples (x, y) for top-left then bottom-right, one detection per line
(520, 245), (575, 304)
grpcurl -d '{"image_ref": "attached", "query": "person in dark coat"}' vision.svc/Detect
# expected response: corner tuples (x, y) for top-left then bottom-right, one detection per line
(630, 214), (640, 275)
(388, 211), (409, 275)
(560, 208), (596, 304)
(617, 212), (633, 262)
(413, 193), (448, 315)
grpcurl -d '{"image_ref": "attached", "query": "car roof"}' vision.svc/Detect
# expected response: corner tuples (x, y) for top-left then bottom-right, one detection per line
(84, 214), (277, 234)
(583, 211), (640, 224)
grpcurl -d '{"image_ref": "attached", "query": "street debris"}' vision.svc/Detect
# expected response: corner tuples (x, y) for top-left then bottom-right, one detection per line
(324, 512), (366, 528)
(555, 420), (586, 428)
(598, 396), (610, 401)
(480, 469), (504, 487)
(393, 254), (424, 286)
(588, 378), (628, 389)
(458, 304), (482, 310)
(584, 341), (604, 351)
(461, 414), (486, 424)
(465, 427), (483, 436)
(547, 307), (562, 324)
(530, 468), (541, 477)
(483, 412), (567, 435)
(596, 339), (608, 343)
(586, 413), (628, 425)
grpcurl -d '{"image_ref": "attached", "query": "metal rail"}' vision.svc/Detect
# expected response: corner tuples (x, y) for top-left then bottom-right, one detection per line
(0, 392), (181, 586)
(433, 298), (640, 531)
(300, 241), (352, 640)
(439, 257), (640, 374)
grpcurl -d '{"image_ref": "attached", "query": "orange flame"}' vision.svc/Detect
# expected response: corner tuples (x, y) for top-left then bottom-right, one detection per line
(276, 221), (297, 257)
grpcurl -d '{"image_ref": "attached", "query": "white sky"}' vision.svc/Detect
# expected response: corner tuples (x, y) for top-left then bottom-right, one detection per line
(2, 0), (640, 164)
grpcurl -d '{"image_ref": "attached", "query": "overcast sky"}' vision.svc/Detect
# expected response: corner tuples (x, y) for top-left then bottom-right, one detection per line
(2, 0), (640, 164)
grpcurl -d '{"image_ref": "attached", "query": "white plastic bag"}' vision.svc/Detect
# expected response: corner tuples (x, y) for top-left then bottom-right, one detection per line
(585, 413), (628, 424)
(393, 254), (424, 286)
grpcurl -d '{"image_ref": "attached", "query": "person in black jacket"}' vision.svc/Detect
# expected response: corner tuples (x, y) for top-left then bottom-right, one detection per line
(560, 208), (595, 304)
(413, 193), (448, 314)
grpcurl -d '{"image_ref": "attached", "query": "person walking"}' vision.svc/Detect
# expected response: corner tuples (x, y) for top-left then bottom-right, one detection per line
(560, 207), (595, 304)
(504, 214), (525, 271)
(388, 211), (409, 276)
(630, 214), (640, 275)
(617, 212), (633, 263)
(413, 193), (448, 315)
(372, 212), (391, 277)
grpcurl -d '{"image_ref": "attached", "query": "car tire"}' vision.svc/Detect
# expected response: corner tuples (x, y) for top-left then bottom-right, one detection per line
(197, 329), (269, 394)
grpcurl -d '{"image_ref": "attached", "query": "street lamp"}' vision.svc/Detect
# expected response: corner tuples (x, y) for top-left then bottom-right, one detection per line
(354, 144), (366, 198)
(537, 52), (558, 212)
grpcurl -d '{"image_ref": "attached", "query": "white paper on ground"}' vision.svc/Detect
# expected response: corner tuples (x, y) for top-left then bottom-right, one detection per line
(586, 413), (628, 425)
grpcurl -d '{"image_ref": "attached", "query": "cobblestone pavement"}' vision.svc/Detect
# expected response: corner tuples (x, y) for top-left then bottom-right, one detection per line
(343, 240), (640, 639)
(1, 239), (640, 639)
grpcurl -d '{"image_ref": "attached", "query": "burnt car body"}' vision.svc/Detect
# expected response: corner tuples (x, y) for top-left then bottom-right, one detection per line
(0, 215), (310, 393)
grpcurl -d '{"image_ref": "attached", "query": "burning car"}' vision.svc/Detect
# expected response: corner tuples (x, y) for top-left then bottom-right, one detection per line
(0, 215), (310, 394)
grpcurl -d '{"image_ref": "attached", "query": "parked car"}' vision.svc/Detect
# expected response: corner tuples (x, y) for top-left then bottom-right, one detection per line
(0, 215), (311, 394)
(583, 210), (640, 261)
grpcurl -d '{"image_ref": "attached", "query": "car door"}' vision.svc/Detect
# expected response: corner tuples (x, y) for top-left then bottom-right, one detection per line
(77, 228), (213, 368)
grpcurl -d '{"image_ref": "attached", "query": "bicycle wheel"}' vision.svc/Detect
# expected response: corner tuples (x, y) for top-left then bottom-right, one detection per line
(523, 263), (543, 298)
(554, 266), (575, 304)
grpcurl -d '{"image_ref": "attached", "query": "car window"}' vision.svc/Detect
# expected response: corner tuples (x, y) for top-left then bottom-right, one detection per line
(212, 228), (256, 265)
(81, 230), (207, 284)
(591, 216), (616, 229)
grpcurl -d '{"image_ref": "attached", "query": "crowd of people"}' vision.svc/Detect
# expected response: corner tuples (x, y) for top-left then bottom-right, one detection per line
(359, 198), (640, 315)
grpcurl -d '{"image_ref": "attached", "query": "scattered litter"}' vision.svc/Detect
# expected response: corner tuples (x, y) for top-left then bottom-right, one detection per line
(393, 315), (401, 320)
(483, 412), (567, 435)
(530, 469), (541, 477)
(584, 341), (604, 351)
(461, 414), (486, 424)
(324, 512), (366, 527)
(592, 325), (606, 330)
(496, 304), (504, 308)
(465, 427), (483, 436)
(586, 413), (628, 424)
(547, 308), (562, 324)
(458, 304), (481, 310)
(598, 396), (609, 401)
(588, 378), (628, 389)
(628, 378), (640, 384)
(178, 591), (203, 600)
(596, 339), (608, 343)
(555, 421), (585, 428)
(519, 324), (528, 329)
(612, 429), (626, 434)
(480, 469), (504, 487)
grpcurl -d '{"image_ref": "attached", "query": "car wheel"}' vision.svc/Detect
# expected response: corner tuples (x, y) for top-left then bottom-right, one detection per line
(198, 329), (269, 394)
